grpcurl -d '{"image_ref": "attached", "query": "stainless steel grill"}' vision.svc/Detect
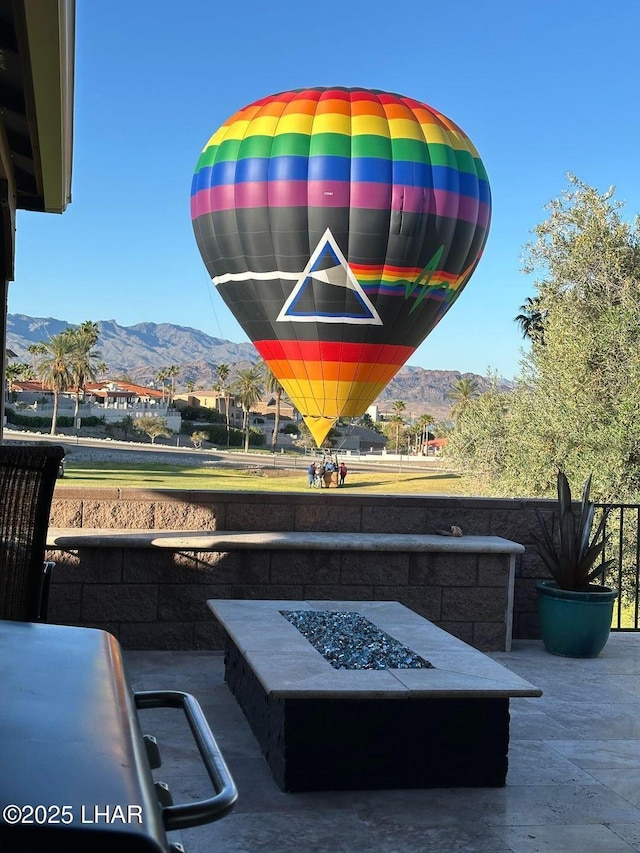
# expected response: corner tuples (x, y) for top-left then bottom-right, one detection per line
(0, 621), (237, 852)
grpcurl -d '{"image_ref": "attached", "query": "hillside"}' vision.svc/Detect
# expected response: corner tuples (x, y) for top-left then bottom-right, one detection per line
(7, 314), (257, 384)
(375, 367), (506, 420)
(6, 314), (507, 421)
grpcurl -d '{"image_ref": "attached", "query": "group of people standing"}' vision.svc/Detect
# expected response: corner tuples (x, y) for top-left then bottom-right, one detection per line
(307, 456), (348, 488)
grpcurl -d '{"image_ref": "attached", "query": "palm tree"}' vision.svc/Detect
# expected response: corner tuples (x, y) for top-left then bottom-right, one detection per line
(36, 332), (75, 435)
(263, 363), (284, 452)
(233, 367), (263, 451)
(156, 368), (168, 403)
(5, 363), (31, 401)
(6, 362), (31, 383)
(391, 400), (406, 454)
(27, 343), (47, 373)
(96, 361), (108, 379)
(216, 363), (231, 446)
(76, 320), (100, 347)
(448, 377), (480, 420)
(405, 422), (420, 454)
(415, 413), (434, 454)
(165, 365), (180, 407)
(387, 415), (404, 454)
(515, 296), (546, 343)
(68, 323), (101, 424)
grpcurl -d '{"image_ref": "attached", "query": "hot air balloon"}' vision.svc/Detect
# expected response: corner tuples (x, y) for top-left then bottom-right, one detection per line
(191, 87), (491, 446)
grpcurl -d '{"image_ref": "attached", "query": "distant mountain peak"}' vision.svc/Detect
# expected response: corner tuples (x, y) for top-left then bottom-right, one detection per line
(6, 313), (505, 420)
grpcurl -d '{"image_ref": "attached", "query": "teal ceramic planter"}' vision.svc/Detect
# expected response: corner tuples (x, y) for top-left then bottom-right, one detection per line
(536, 580), (617, 658)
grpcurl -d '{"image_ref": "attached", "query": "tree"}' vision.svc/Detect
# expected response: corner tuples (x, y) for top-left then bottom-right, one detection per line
(67, 322), (101, 424)
(522, 173), (639, 304)
(404, 421), (420, 454)
(399, 414), (430, 455)
(216, 363), (232, 446)
(105, 414), (135, 440)
(156, 368), (168, 403)
(35, 331), (75, 435)
(263, 363), (284, 452)
(27, 343), (46, 373)
(76, 320), (100, 344)
(444, 374), (511, 490)
(384, 415), (406, 455)
(446, 175), (640, 502)
(414, 413), (434, 454)
(191, 430), (209, 449)
(133, 416), (172, 444)
(512, 175), (640, 500)
(514, 296), (546, 344)
(448, 377), (480, 420)
(117, 415), (135, 440)
(292, 419), (339, 451)
(165, 365), (180, 406)
(388, 400), (406, 454)
(359, 412), (374, 429)
(6, 362), (32, 386)
(233, 367), (263, 451)
(5, 362), (30, 405)
(358, 412), (383, 434)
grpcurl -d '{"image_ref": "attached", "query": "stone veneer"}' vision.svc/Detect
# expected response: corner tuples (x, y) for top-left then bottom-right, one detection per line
(46, 488), (554, 651)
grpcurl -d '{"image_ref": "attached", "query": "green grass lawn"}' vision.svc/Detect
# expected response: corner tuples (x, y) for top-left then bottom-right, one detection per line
(613, 599), (640, 630)
(57, 460), (468, 495)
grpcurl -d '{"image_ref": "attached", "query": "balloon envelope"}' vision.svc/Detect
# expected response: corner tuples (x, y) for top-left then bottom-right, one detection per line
(191, 87), (491, 445)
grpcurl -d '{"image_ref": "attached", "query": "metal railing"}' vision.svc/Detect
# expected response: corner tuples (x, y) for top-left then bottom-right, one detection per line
(595, 503), (640, 631)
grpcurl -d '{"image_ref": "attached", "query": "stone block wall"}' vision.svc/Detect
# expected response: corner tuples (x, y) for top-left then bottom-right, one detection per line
(47, 489), (554, 650)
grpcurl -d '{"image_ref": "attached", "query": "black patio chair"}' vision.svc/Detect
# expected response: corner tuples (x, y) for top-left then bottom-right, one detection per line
(0, 444), (65, 622)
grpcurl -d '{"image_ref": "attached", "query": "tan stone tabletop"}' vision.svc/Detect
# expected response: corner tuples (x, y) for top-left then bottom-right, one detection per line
(207, 599), (542, 700)
(47, 528), (525, 553)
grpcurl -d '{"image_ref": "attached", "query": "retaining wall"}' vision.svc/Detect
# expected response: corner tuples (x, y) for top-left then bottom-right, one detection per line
(46, 489), (553, 651)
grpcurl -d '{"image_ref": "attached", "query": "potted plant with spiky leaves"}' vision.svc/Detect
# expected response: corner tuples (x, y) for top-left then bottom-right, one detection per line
(533, 471), (617, 658)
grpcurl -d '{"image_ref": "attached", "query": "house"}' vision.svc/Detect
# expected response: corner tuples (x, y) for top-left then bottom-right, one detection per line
(7, 378), (182, 432)
(7, 379), (54, 407)
(251, 395), (296, 421)
(85, 381), (165, 408)
(333, 424), (387, 454)
(85, 381), (182, 432)
(425, 437), (448, 455)
(174, 391), (243, 428)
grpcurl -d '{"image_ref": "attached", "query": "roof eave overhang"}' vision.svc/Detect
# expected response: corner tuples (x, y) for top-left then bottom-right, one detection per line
(21, 0), (75, 213)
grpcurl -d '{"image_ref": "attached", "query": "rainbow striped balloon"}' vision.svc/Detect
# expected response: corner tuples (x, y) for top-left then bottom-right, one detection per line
(191, 87), (491, 446)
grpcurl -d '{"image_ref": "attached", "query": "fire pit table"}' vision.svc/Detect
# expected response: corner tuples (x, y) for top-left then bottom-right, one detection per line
(208, 599), (541, 792)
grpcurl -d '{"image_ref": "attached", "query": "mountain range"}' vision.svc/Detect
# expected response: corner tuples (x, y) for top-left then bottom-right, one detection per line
(6, 314), (506, 420)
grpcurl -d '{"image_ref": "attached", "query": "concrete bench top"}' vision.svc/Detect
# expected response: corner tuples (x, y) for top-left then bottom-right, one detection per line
(207, 599), (541, 700)
(47, 528), (525, 554)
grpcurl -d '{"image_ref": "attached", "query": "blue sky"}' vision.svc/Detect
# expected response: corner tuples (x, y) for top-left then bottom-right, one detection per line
(8, 0), (640, 379)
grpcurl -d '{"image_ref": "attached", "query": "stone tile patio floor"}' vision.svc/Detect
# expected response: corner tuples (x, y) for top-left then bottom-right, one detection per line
(125, 634), (640, 853)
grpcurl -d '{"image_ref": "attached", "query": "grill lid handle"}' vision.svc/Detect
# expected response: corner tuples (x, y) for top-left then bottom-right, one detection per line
(135, 690), (238, 830)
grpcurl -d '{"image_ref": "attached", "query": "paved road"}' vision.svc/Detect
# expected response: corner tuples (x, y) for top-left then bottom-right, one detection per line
(3, 430), (442, 474)
(4, 430), (236, 467)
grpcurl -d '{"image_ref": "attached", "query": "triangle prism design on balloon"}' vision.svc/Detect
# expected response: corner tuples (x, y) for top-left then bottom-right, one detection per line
(276, 229), (382, 326)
